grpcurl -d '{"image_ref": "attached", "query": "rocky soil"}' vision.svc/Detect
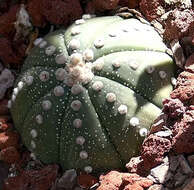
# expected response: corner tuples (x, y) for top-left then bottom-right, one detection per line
(0, 0), (193, 190)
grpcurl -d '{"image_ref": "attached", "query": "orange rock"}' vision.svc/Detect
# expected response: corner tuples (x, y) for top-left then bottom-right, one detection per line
(119, 0), (140, 9)
(97, 171), (153, 190)
(77, 173), (98, 189)
(27, 0), (46, 27)
(0, 4), (19, 38)
(0, 146), (20, 164)
(3, 164), (59, 190)
(0, 131), (19, 149)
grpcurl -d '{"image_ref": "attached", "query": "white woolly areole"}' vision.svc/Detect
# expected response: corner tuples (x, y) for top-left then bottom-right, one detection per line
(11, 94), (16, 102)
(69, 39), (80, 50)
(70, 53), (83, 65)
(73, 119), (82, 128)
(42, 100), (52, 111)
(92, 81), (103, 91)
(7, 100), (12, 108)
(80, 151), (88, 159)
(93, 58), (104, 71)
(30, 129), (38, 138)
(55, 53), (66, 64)
(118, 105), (128, 115)
(31, 140), (36, 149)
(25, 76), (34, 86)
(112, 60), (121, 68)
(55, 68), (67, 81)
(84, 166), (92, 173)
(83, 49), (94, 62)
(33, 38), (43, 46)
(129, 60), (138, 70)
(130, 117), (140, 127)
(39, 71), (49, 82)
(39, 40), (47, 48)
(106, 93), (116, 103)
(146, 66), (155, 74)
(54, 86), (64, 97)
(171, 77), (177, 86)
(75, 19), (85, 25)
(76, 136), (85, 145)
(35, 114), (43, 124)
(71, 26), (80, 36)
(94, 38), (104, 48)
(45, 45), (56, 56)
(71, 100), (82, 111)
(13, 87), (19, 96)
(139, 128), (148, 137)
(159, 71), (167, 79)
(71, 84), (83, 95)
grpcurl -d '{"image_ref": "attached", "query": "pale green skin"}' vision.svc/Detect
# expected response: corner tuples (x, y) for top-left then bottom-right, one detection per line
(11, 16), (174, 172)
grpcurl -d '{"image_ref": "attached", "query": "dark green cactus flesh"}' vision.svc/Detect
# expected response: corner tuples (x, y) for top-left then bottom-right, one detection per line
(10, 16), (175, 173)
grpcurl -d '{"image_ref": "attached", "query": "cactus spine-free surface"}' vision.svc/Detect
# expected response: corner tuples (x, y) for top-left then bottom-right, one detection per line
(10, 16), (175, 173)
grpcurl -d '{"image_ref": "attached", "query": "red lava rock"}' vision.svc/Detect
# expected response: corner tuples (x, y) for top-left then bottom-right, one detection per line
(0, 99), (9, 115)
(0, 131), (19, 149)
(172, 109), (194, 154)
(0, 146), (20, 164)
(119, 0), (140, 9)
(185, 53), (194, 73)
(140, 134), (172, 172)
(162, 98), (186, 119)
(3, 164), (59, 190)
(97, 171), (153, 190)
(170, 71), (194, 103)
(139, 0), (165, 21)
(41, 0), (83, 26)
(163, 8), (194, 42)
(92, 0), (119, 11)
(27, 0), (46, 27)
(0, 37), (27, 66)
(77, 173), (98, 189)
(0, 4), (19, 38)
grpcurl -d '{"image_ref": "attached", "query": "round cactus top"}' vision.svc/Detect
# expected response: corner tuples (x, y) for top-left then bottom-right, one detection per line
(10, 15), (175, 173)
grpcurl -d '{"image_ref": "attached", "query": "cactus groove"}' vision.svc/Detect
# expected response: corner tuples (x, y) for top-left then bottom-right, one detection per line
(10, 15), (175, 173)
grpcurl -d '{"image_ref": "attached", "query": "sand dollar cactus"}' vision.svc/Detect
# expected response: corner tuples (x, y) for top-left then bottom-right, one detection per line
(10, 16), (175, 173)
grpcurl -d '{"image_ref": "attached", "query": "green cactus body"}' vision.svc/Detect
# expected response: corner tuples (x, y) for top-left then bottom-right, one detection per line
(10, 16), (175, 173)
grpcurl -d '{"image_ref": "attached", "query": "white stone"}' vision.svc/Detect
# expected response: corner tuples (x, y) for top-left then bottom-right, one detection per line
(54, 86), (64, 97)
(130, 117), (140, 127)
(94, 38), (104, 48)
(92, 81), (103, 91)
(33, 38), (43, 46)
(76, 136), (85, 145)
(70, 53), (83, 65)
(71, 84), (83, 95)
(39, 40), (47, 48)
(17, 81), (24, 90)
(159, 70), (167, 79)
(106, 93), (116, 103)
(139, 128), (148, 137)
(55, 68), (66, 81)
(73, 119), (82, 128)
(71, 100), (82, 111)
(118, 105), (128, 115)
(39, 71), (49, 82)
(35, 114), (43, 124)
(25, 76), (34, 86)
(83, 49), (94, 62)
(31, 140), (36, 149)
(146, 66), (155, 74)
(80, 151), (88, 159)
(84, 166), (92, 173)
(30, 129), (38, 138)
(45, 45), (56, 56)
(71, 26), (80, 36)
(69, 39), (80, 50)
(55, 53), (66, 64)
(42, 100), (52, 111)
